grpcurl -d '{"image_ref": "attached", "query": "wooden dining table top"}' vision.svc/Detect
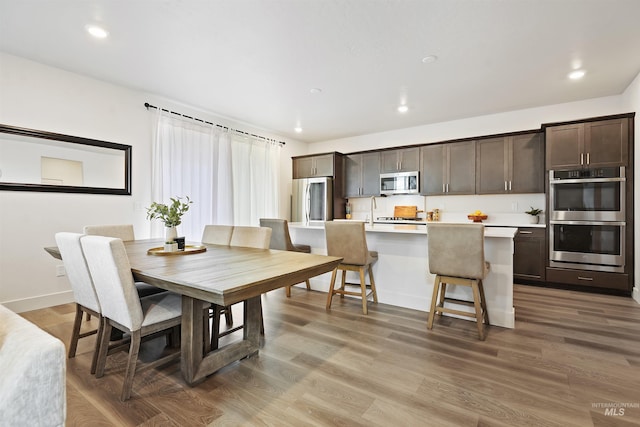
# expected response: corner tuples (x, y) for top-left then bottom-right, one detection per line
(47, 238), (342, 306)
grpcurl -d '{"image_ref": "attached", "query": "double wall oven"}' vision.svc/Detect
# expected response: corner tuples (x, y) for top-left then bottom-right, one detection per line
(549, 166), (626, 272)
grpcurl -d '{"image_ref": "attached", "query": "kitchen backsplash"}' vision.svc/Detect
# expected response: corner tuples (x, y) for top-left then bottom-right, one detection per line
(347, 193), (546, 225)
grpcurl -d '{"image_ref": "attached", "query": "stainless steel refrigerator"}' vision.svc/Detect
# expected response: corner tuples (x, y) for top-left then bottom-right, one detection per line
(291, 177), (333, 225)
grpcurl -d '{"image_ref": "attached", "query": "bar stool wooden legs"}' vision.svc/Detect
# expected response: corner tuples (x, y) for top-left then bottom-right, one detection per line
(326, 262), (378, 315)
(426, 223), (490, 340)
(324, 221), (378, 315)
(427, 275), (489, 340)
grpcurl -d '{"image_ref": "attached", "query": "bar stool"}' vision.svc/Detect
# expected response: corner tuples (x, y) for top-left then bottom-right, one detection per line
(426, 223), (490, 340)
(324, 221), (378, 314)
(260, 218), (312, 297)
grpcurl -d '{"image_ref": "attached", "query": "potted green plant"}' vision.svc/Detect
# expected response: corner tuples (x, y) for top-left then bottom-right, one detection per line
(146, 196), (192, 241)
(525, 206), (543, 224)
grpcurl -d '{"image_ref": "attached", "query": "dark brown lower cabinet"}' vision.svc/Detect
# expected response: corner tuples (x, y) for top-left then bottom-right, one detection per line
(513, 227), (546, 283)
(545, 267), (629, 291)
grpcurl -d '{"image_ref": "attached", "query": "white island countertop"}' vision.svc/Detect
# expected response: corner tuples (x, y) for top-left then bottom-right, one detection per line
(290, 222), (519, 238)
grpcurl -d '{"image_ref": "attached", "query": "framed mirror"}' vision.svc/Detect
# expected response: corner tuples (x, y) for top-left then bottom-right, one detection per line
(0, 124), (131, 195)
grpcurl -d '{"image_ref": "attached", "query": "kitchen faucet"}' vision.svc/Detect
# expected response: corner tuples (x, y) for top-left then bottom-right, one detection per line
(369, 196), (377, 226)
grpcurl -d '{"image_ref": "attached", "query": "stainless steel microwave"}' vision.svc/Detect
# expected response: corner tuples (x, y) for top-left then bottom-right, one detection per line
(380, 171), (419, 195)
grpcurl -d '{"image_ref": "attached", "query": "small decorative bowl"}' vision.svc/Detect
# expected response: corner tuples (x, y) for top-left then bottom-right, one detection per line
(467, 214), (488, 223)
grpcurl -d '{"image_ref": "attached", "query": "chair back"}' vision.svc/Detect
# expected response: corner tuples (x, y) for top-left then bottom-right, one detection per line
(202, 225), (234, 245)
(83, 224), (135, 241)
(80, 236), (144, 331)
(230, 226), (272, 249)
(55, 232), (101, 313)
(427, 223), (486, 279)
(259, 218), (295, 251)
(324, 221), (370, 265)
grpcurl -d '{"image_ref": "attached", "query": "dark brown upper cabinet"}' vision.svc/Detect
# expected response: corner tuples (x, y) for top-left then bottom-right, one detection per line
(344, 152), (380, 197)
(380, 147), (420, 173)
(476, 132), (544, 194)
(545, 117), (630, 170)
(421, 140), (476, 195)
(292, 153), (336, 178)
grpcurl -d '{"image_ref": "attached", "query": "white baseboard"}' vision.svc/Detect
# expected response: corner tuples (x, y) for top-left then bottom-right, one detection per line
(1, 290), (74, 313)
(633, 286), (640, 305)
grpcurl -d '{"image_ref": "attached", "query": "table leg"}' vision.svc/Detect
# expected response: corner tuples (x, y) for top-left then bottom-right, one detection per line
(180, 296), (205, 384)
(181, 295), (262, 386)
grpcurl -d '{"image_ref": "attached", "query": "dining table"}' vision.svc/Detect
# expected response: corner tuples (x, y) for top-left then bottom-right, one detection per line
(45, 238), (342, 385)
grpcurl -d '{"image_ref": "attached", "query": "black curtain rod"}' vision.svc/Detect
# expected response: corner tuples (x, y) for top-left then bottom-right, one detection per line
(144, 102), (285, 146)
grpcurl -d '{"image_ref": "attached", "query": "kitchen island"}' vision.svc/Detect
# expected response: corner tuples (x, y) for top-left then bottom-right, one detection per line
(289, 222), (517, 328)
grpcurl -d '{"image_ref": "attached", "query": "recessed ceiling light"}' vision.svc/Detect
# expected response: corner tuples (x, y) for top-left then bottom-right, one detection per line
(569, 69), (586, 80)
(86, 24), (109, 39)
(310, 88), (322, 94)
(397, 105), (409, 113)
(421, 55), (438, 64)
(294, 126), (303, 133)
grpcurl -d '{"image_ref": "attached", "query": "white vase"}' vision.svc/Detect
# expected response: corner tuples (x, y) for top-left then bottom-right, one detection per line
(165, 226), (178, 242)
(527, 216), (539, 224)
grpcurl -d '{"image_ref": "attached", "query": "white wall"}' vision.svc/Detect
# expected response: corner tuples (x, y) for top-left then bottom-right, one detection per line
(0, 53), (308, 312)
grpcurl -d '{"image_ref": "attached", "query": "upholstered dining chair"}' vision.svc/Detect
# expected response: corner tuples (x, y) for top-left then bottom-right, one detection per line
(80, 235), (182, 401)
(83, 224), (165, 299)
(55, 232), (103, 374)
(324, 221), (378, 315)
(426, 223), (490, 340)
(210, 226), (272, 349)
(259, 218), (312, 297)
(83, 224), (135, 241)
(201, 224), (234, 246)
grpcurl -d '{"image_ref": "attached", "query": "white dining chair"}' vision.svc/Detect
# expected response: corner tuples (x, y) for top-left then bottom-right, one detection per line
(81, 235), (182, 401)
(83, 224), (165, 299)
(55, 232), (103, 374)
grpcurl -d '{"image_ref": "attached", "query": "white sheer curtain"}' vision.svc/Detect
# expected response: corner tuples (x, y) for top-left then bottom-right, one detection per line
(231, 134), (280, 226)
(151, 110), (280, 240)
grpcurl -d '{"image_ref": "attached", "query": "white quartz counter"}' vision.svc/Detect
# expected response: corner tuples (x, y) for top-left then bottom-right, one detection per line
(289, 221), (516, 329)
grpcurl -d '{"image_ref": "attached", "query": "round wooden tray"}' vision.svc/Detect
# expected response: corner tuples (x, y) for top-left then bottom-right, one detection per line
(147, 245), (207, 256)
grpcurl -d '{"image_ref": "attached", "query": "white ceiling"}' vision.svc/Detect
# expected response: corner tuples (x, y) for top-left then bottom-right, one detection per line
(1, 1), (640, 143)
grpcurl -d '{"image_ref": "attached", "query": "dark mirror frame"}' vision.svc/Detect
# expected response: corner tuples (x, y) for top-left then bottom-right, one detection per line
(0, 124), (132, 195)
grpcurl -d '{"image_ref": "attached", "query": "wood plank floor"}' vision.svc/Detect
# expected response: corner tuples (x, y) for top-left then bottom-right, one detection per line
(20, 284), (640, 426)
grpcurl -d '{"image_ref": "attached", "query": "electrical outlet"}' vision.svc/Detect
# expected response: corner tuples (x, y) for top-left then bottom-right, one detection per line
(56, 265), (66, 277)
(511, 202), (518, 212)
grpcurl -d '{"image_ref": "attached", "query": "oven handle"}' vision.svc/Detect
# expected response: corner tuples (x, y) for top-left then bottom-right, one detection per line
(549, 220), (626, 226)
(549, 177), (625, 184)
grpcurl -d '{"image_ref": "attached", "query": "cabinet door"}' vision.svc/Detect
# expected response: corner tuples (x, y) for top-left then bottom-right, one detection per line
(585, 118), (629, 167)
(380, 151), (399, 173)
(344, 154), (363, 197)
(293, 157), (315, 178)
(545, 124), (583, 170)
(447, 140), (476, 194)
(361, 152), (381, 196)
(510, 133), (544, 193)
(398, 147), (420, 172)
(313, 154), (335, 176)
(476, 137), (508, 194)
(513, 228), (546, 282)
(421, 144), (446, 195)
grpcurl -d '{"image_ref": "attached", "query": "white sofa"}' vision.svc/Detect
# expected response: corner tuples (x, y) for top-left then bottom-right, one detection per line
(0, 304), (66, 427)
